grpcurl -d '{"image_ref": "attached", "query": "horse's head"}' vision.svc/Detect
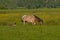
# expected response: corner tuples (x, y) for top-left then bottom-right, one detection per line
(33, 15), (43, 25)
(39, 19), (43, 25)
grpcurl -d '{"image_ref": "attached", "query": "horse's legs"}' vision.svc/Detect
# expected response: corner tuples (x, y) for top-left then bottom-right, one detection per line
(40, 21), (43, 25)
(31, 20), (36, 25)
(33, 23), (36, 25)
(32, 21), (36, 25)
(23, 21), (27, 24)
(23, 21), (26, 24)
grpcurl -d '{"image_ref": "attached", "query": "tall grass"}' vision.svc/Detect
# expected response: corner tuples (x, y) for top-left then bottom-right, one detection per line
(0, 8), (60, 25)
(0, 8), (60, 40)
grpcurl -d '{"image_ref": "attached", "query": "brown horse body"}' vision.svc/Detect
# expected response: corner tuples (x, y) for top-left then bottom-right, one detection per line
(21, 15), (43, 25)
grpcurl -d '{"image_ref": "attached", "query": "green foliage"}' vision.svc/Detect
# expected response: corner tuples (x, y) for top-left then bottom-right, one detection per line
(0, 0), (60, 9)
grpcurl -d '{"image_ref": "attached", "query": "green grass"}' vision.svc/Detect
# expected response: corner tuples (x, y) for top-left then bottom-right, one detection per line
(0, 8), (60, 40)
(0, 25), (60, 40)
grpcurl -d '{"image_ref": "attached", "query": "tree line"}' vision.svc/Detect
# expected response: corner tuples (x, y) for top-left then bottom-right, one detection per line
(0, 0), (60, 9)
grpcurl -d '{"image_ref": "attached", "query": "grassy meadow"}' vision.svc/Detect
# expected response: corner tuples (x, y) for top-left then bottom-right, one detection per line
(0, 8), (60, 40)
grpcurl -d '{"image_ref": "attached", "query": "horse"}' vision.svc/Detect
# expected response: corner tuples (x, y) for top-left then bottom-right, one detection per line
(21, 15), (43, 25)
(33, 15), (43, 25)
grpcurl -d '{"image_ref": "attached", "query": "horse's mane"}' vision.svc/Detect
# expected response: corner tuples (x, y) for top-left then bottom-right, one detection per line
(33, 15), (40, 19)
(33, 15), (42, 22)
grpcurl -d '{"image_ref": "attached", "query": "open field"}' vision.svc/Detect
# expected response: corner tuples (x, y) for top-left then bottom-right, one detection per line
(0, 8), (60, 40)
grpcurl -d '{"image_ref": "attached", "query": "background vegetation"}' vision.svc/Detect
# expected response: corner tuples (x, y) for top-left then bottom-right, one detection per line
(0, 0), (60, 9)
(0, 8), (60, 25)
